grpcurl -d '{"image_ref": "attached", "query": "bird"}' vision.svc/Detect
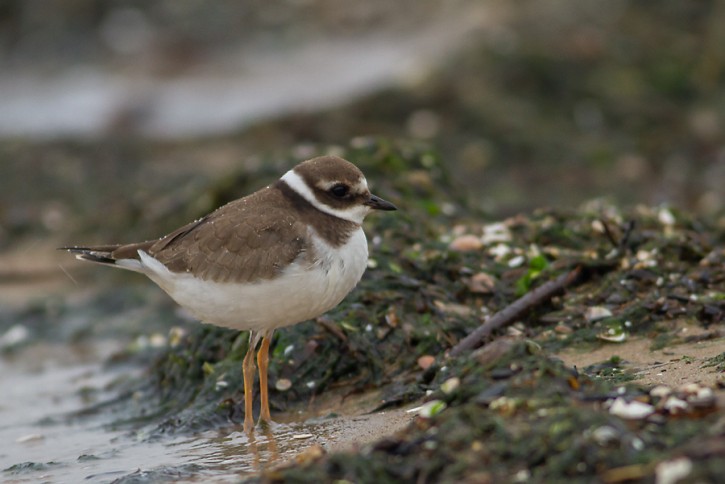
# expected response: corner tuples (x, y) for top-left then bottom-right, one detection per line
(62, 155), (397, 432)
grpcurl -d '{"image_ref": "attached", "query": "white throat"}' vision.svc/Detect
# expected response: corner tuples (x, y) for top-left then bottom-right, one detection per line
(280, 169), (369, 224)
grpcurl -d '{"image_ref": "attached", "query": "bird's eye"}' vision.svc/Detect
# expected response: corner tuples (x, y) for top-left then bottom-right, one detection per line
(329, 184), (349, 198)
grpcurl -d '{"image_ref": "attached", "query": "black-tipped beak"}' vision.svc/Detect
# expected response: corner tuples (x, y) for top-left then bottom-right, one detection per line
(365, 194), (397, 211)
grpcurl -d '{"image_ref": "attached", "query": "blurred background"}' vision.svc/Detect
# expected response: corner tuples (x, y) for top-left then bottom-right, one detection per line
(0, 0), (724, 305)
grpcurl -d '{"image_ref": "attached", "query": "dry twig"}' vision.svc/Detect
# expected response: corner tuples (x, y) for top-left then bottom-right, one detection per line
(448, 265), (584, 358)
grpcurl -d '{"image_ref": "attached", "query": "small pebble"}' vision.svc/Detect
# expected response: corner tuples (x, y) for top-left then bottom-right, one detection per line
(597, 329), (627, 343)
(655, 457), (692, 484)
(276, 378), (292, 391)
(417, 355), (436, 370)
(440, 377), (460, 395)
(663, 396), (688, 414)
(609, 397), (654, 420)
(585, 306), (612, 322)
(467, 272), (496, 293)
(449, 235), (482, 252)
(650, 385), (672, 399)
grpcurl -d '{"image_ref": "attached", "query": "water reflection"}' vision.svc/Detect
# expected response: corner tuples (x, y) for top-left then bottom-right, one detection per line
(170, 420), (331, 479)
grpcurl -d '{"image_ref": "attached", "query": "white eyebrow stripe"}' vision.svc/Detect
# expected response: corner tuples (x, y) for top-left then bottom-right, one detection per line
(280, 169), (369, 224)
(354, 178), (369, 192)
(317, 177), (369, 193)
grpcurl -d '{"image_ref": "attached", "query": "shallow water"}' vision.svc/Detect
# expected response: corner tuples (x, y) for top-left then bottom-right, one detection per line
(1, 341), (410, 483)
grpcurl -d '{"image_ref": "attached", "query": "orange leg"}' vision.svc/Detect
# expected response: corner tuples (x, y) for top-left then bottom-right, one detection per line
(242, 332), (258, 433)
(257, 331), (274, 423)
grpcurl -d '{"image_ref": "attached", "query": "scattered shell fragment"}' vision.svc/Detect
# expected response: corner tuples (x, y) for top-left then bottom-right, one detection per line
(507, 326), (524, 337)
(592, 425), (619, 446)
(467, 272), (496, 293)
(449, 234), (482, 252)
(149, 333), (167, 348)
(649, 385), (672, 399)
(591, 219), (606, 233)
(168, 326), (187, 347)
(658, 208), (676, 226)
(585, 306), (612, 322)
(489, 396), (518, 416)
(481, 222), (512, 244)
(597, 327), (628, 343)
(418, 400), (447, 418)
(692, 386), (714, 405)
(655, 457), (692, 484)
(488, 243), (512, 260)
(507, 255), (525, 268)
(433, 300), (473, 317)
(417, 355), (436, 370)
(441, 377), (460, 395)
(634, 249), (658, 268)
(608, 397), (655, 420)
(663, 396), (688, 415)
(276, 378), (292, 391)
(680, 383), (715, 407)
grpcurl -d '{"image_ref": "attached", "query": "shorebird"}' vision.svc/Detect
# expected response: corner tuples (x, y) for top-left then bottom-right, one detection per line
(62, 155), (396, 432)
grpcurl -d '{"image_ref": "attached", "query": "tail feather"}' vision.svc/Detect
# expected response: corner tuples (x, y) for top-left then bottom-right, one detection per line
(60, 241), (156, 273)
(60, 246), (122, 266)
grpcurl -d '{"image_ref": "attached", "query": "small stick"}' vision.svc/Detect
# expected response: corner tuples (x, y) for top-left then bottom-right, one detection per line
(448, 265), (583, 358)
(599, 219), (620, 249)
(600, 218), (635, 253)
(618, 220), (635, 252)
(317, 317), (348, 342)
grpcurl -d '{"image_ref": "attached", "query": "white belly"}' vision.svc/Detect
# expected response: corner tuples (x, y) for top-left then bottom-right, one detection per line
(137, 228), (369, 332)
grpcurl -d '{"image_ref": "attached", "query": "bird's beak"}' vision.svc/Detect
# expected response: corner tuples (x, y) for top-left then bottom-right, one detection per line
(365, 194), (397, 211)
